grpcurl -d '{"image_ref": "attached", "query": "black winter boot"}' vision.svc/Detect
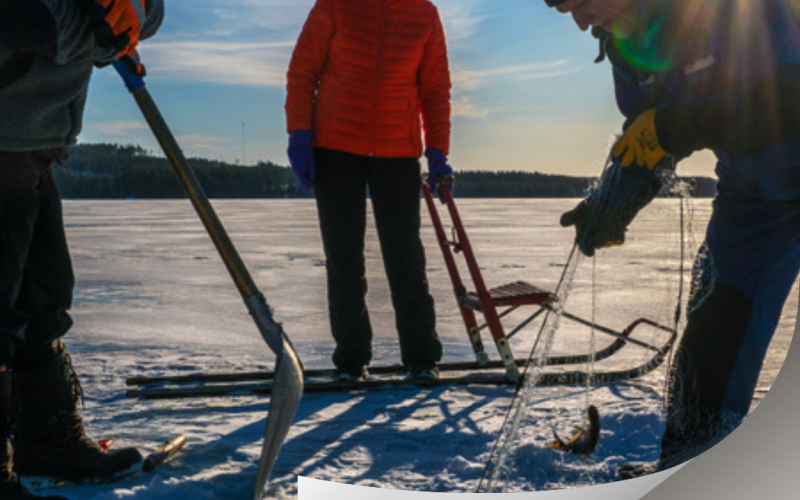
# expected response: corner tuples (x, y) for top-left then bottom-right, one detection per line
(0, 370), (70, 499)
(12, 342), (142, 481)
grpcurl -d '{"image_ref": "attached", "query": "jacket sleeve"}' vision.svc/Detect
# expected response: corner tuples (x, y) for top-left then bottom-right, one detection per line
(655, 0), (800, 156)
(656, 64), (800, 156)
(285, 0), (336, 133)
(0, 0), (164, 65)
(417, 7), (452, 155)
(141, 0), (165, 42)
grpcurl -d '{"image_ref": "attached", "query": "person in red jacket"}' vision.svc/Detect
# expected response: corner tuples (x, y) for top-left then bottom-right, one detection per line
(286, 0), (452, 382)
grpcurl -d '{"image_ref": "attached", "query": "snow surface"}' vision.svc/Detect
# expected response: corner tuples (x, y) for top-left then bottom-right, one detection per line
(27, 198), (796, 499)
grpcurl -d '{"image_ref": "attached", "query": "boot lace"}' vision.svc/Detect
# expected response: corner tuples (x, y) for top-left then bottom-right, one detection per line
(63, 350), (85, 409)
(50, 351), (93, 448)
(51, 410), (97, 449)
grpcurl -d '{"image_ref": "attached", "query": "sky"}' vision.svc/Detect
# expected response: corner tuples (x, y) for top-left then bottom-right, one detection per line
(80, 0), (716, 177)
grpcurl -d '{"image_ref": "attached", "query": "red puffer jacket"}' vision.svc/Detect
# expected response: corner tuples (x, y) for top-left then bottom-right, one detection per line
(286, 0), (451, 158)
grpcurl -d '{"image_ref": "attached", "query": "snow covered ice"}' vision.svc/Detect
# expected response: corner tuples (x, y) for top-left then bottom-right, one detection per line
(29, 198), (796, 499)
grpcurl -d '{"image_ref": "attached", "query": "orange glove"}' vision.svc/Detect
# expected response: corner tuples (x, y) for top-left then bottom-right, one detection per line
(612, 109), (667, 170)
(83, 0), (147, 57)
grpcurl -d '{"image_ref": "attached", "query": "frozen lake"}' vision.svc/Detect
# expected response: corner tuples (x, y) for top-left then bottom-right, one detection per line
(42, 198), (796, 499)
(63, 198), (795, 386)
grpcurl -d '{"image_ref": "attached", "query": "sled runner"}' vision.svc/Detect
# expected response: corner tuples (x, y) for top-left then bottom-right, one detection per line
(126, 317), (676, 400)
(125, 324), (676, 399)
(125, 342), (675, 399)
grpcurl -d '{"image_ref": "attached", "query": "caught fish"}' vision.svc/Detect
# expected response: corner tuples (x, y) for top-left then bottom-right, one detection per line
(548, 405), (601, 460)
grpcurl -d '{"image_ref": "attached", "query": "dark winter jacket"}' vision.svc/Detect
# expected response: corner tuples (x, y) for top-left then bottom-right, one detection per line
(605, 0), (800, 200)
(0, 0), (164, 152)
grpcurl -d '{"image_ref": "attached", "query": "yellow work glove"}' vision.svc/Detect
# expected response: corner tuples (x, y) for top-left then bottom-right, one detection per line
(612, 109), (666, 170)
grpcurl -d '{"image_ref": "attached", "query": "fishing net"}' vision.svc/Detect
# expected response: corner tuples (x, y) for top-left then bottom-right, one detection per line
(478, 154), (700, 492)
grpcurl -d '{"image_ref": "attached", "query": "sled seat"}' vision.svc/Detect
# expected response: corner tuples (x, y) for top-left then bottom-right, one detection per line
(460, 281), (555, 311)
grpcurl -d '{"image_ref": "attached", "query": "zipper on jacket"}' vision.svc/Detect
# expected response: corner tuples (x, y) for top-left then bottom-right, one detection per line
(369, 1), (386, 156)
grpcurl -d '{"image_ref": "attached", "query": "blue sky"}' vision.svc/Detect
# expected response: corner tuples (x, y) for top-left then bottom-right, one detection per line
(80, 0), (714, 177)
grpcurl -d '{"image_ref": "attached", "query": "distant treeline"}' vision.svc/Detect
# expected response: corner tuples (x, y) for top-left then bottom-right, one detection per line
(56, 144), (301, 199)
(54, 143), (716, 199)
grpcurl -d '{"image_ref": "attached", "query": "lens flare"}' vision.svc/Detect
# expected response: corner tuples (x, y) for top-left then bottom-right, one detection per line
(612, 18), (675, 73)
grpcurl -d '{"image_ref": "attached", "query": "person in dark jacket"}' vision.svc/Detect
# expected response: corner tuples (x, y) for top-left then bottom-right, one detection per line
(285, 0), (452, 382)
(0, 1), (164, 498)
(546, 0), (800, 476)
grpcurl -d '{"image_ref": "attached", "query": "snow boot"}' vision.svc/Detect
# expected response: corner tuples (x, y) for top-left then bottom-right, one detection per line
(616, 444), (706, 481)
(12, 342), (142, 481)
(333, 366), (369, 382)
(406, 366), (440, 382)
(0, 370), (70, 499)
(616, 460), (658, 480)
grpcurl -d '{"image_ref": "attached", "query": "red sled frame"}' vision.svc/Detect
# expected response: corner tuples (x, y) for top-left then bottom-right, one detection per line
(422, 181), (676, 382)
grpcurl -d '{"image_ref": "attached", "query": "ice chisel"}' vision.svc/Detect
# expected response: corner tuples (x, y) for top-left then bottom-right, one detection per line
(112, 56), (304, 499)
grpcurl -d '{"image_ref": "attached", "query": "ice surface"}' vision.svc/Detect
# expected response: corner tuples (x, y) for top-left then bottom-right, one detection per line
(28, 198), (795, 498)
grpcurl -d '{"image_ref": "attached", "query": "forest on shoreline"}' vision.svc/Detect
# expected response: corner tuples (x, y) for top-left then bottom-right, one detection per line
(55, 143), (717, 199)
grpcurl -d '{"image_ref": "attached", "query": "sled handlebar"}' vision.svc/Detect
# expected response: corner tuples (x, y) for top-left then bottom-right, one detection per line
(553, 308), (673, 352)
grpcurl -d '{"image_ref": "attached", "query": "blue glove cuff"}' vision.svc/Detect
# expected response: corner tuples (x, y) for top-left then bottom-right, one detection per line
(424, 148), (446, 161)
(289, 130), (313, 148)
(425, 148), (453, 176)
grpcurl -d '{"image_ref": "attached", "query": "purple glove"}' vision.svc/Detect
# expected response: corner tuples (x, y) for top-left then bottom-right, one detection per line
(288, 130), (316, 192)
(425, 148), (454, 203)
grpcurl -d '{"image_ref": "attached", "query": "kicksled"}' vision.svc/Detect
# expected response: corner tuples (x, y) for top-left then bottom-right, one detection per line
(125, 182), (676, 400)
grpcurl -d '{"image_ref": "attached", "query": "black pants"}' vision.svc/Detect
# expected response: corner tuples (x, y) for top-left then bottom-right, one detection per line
(0, 150), (73, 367)
(314, 148), (442, 373)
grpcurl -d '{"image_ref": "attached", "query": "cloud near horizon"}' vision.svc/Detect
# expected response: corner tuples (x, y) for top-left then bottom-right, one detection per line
(175, 134), (228, 152)
(452, 60), (577, 92)
(140, 40), (295, 87)
(96, 121), (149, 137)
(452, 95), (491, 118)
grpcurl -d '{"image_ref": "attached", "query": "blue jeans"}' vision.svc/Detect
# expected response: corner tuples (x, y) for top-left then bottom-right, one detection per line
(661, 161), (800, 458)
